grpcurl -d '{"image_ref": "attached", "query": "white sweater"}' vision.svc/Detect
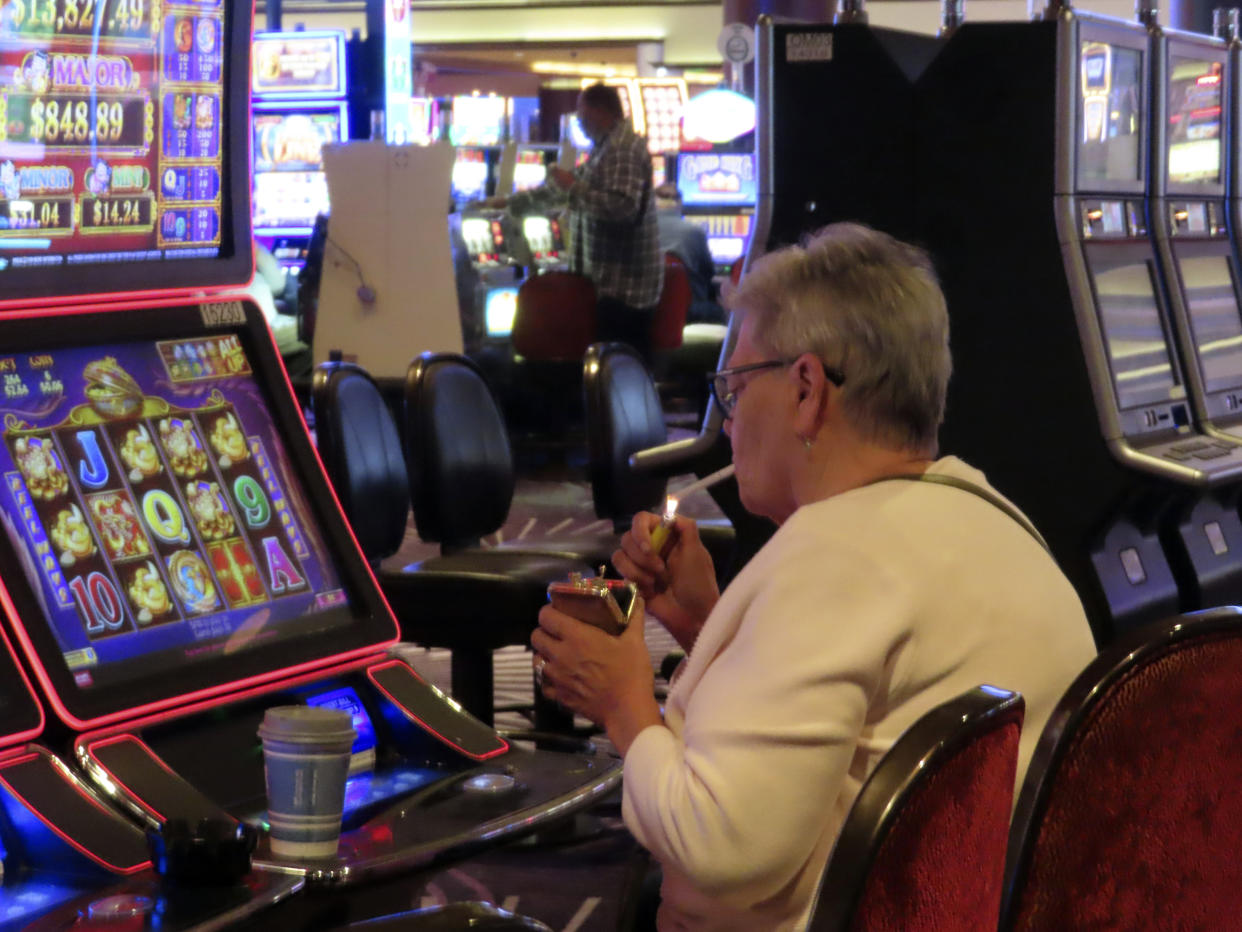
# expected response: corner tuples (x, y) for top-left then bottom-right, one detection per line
(621, 457), (1096, 931)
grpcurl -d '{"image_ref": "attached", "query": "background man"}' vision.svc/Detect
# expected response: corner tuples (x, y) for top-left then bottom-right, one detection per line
(489, 83), (663, 357)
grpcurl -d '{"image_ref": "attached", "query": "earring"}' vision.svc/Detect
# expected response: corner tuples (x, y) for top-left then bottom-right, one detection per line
(801, 435), (814, 450)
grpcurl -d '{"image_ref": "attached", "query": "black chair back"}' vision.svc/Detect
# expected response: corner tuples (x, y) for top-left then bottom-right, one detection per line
(297, 212), (329, 347)
(310, 361), (409, 564)
(1001, 605), (1242, 931)
(583, 342), (668, 529)
(810, 685), (1025, 932)
(405, 352), (515, 552)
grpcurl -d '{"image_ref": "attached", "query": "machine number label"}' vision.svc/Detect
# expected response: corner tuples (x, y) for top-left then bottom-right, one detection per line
(199, 301), (244, 327)
(786, 32), (833, 62)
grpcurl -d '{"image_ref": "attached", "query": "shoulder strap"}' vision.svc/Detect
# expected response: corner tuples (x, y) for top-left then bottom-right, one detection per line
(865, 472), (1052, 555)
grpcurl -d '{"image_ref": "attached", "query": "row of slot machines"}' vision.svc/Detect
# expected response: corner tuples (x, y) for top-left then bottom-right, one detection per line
(751, 8), (1242, 647)
(452, 208), (569, 348)
(0, 1), (623, 926)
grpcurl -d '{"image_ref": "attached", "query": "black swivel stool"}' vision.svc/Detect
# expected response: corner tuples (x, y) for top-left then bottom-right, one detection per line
(312, 360), (589, 726)
(582, 342), (736, 584)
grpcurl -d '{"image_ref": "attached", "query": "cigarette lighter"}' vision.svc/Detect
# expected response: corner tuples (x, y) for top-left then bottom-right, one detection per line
(648, 497), (679, 560)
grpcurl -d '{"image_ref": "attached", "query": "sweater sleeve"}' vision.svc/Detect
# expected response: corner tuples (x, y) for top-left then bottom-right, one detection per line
(621, 531), (909, 909)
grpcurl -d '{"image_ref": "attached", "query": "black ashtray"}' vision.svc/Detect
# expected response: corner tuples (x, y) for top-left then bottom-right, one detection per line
(146, 817), (257, 886)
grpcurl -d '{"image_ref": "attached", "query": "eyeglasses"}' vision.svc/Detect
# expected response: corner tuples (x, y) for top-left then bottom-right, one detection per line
(707, 358), (845, 418)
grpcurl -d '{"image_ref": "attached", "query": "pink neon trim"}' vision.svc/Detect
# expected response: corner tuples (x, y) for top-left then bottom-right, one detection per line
(0, 752), (150, 874)
(0, 622), (45, 748)
(366, 660), (510, 762)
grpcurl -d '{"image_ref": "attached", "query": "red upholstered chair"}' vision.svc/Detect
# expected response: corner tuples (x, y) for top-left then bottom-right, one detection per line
(511, 271), (597, 361)
(651, 253), (691, 352)
(1001, 605), (1242, 931)
(808, 685), (1024, 932)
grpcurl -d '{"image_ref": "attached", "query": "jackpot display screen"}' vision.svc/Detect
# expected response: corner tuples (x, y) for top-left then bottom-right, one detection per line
(676, 153), (756, 206)
(1078, 41), (1144, 187)
(251, 31), (345, 99)
(0, 331), (353, 695)
(0, 0), (251, 300)
(1166, 55), (1224, 186)
(251, 104), (343, 234)
(1092, 259), (1180, 409)
(1181, 254), (1242, 393)
(448, 95), (504, 148)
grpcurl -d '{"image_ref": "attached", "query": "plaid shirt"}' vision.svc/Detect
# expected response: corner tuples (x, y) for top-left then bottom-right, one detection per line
(511, 120), (664, 308)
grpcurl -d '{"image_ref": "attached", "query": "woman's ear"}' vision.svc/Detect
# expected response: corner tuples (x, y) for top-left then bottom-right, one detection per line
(790, 353), (830, 435)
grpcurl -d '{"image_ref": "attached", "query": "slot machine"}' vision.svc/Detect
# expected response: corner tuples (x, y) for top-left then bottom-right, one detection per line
(0, 0), (621, 918)
(674, 150), (756, 277)
(250, 30), (350, 275)
(1149, 26), (1242, 609)
(915, 2), (1242, 645)
(450, 207), (524, 348)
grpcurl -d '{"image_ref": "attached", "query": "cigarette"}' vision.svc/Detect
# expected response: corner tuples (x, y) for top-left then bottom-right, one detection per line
(648, 464), (736, 555)
(671, 464), (735, 500)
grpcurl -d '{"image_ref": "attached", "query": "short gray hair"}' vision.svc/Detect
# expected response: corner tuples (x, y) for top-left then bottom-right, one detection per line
(727, 222), (951, 453)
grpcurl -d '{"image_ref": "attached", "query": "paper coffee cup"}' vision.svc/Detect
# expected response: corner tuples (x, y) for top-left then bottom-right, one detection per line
(258, 706), (356, 859)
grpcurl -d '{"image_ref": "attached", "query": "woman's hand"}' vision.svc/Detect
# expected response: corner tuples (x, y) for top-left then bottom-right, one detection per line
(613, 512), (719, 653)
(532, 602), (662, 755)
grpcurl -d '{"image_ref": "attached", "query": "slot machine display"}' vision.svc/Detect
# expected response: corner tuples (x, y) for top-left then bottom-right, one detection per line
(915, 6), (1242, 645)
(1146, 29), (1242, 610)
(0, 0), (622, 917)
(250, 30), (349, 274)
(450, 147), (488, 209)
(512, 145), (552, 193)
(0, 0), (250, 303)
(448, 95), (506, 210)
(451, 210), (523, 346)
(675, 150), (756, 275)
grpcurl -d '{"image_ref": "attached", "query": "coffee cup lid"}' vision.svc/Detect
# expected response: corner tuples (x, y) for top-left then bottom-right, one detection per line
(258, 706), (356, 744)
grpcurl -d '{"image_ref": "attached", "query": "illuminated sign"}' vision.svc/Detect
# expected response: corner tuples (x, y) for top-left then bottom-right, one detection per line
(251, 31), (347, 98)
(383, 0), (414, 143)
(682, 89), (757, 145)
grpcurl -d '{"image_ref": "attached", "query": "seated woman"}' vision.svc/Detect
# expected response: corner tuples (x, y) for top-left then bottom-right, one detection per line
(531, 222), (1096, 931)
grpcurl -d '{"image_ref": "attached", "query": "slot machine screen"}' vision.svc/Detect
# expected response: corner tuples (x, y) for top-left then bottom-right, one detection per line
(0, 0), (253, 303)
(484, 286), (518, 338)
(1180, 254), (1242, 393)
(1078, 42), (1144, 187)
(1166, 56), (1224, 186)
(676, 153), (757, 206)
(251, 31), (346, 99)
(0, 303), (396, 724)
(513, 149), (547, 193)
(1092, 259), (1180, 409)
(252, 105), (344, 235)
(521, 215), (561, 260)
(451, 149), (488, 205)
(448, 96), (505, 147)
